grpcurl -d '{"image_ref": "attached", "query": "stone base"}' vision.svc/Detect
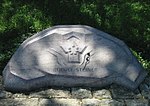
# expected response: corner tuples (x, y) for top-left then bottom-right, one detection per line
(3, 68), (147, 92)
(0, 75), (150, 106)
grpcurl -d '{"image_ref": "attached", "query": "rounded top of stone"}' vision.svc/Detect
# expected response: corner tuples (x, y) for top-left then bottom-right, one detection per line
(3, 25), (147, 92)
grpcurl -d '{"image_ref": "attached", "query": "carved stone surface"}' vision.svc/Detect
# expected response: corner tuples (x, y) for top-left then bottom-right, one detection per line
(3, 25), (147, 92)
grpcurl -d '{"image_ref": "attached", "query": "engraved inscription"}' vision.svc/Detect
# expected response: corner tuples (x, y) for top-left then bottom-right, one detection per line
(53, 68), (97, 72)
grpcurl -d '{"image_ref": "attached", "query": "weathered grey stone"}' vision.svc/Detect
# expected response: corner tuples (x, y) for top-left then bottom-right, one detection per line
(11, 93), (28, 98)
(0, 91), (6, 98)
(0, 99), (16, 106)
(125, 99), (149, 106)
(39, 98), (81, 106)
(0, 91), (12, 98)
(93, 89), (112, 99)
(110, 84), (142, 99)
(0, 98), (39, 106)
(30, 88), (71, 98)
(3, 25), (147, 92)
(141, 90), (150, 99)
(82, 99), (101, 106)
(139, 84), (150, 99)
(82, 99), (125, 106)
(99, 99), (125, 106)
(72, 88), (92, 99)
(139, 76), (150, 99)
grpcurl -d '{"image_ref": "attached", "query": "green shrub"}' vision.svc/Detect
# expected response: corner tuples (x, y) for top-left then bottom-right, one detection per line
(131, 49), (150, 73)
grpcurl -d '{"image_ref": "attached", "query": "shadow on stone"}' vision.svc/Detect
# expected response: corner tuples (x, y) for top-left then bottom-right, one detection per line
(1, 25), (149, 106)
(2, 25), (147, 93)
(1, 75), (150, 106)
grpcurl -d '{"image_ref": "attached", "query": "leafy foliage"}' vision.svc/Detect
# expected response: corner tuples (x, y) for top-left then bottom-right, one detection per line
(0, 0), (149, 74)
(131, 49), (150, 73)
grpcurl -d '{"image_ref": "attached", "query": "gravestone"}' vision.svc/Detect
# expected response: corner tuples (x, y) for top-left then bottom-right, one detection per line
(3, 25), (147, 92)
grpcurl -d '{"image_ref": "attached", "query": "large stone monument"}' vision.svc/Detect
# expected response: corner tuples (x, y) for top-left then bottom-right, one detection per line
(3, 25), (147, 92)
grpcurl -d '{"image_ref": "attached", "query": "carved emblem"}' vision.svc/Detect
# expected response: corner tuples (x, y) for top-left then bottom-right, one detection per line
(48, 32), (93, 67)
(60, 36), (87, 63)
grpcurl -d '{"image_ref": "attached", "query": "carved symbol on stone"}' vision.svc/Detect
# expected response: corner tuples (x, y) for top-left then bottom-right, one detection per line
(48, 33), (91, 66)
(82, 52), (91, 70)
(60, 34), (87, 64)
(60, 44), (87, 63)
